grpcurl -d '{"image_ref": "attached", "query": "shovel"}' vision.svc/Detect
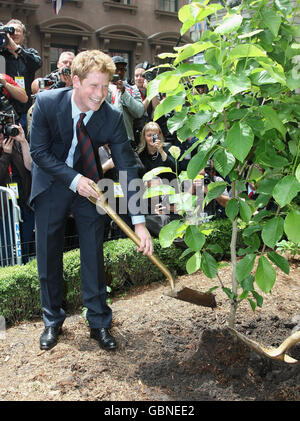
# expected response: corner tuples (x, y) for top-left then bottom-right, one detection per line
(88, 182), (216, 308)
(228, 327), (300, 364)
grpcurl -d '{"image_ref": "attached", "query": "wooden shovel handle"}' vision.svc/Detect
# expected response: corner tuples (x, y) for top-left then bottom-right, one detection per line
(89, 182), (175, 290)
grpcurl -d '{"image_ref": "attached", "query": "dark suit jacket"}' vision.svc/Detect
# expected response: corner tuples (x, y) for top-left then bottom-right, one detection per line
(30, 87), (141, 215)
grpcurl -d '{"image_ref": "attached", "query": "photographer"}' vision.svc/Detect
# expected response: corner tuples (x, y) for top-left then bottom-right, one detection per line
(28, 52), (75, 135)
(0, 19), (42, 134)
(133, 62), (160, 147)
(0, 122), (34, 264)
(107, 56), (144, 148)
(38, 51), (74, 91)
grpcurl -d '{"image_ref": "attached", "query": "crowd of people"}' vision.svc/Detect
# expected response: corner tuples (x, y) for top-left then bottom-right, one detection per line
(0, 18), (235, 351)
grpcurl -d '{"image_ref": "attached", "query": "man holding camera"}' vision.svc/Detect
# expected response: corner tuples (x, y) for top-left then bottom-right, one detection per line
(0, 19), (42, 134)
(107, 56), (144, 149)
(40, 51), (74, 90)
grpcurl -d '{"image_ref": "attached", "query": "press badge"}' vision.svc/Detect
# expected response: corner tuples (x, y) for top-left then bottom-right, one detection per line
(14, 76), (25, 90)
(7, 183), (19, 199)
(114, 182), (124, 198)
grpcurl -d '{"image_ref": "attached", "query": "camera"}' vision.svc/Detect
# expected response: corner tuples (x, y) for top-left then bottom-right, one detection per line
(0, 83), (19, 137)
(141, 62), (159, 82)
(112, 74), (119, 83)
(37, 67), (67, 91)
(38, 77), (55, 90)
(0, 83), (18, 117)
(153, 134), (158, 143)
(61, 67), (71, 76)
(0, 113), (19, 137)
(0, 25), (15, 49)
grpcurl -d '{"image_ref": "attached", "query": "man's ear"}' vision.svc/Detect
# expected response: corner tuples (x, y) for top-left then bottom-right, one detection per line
(72, 75), (81, 89)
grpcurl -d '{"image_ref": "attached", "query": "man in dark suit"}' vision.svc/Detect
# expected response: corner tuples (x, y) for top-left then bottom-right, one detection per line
(30, 50), (153, 351)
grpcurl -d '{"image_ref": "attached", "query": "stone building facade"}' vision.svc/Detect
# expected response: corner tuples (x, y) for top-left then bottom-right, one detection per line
(0, 0), (190, 78)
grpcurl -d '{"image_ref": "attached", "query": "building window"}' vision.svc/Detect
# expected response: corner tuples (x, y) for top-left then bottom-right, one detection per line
(159, 0), (178, 12)
(50, 45), (77, 72)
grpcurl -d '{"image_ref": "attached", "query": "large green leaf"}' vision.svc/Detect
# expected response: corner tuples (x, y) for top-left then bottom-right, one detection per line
(174, 42), (214, 65)
(179, 3), (223, 35)
(236, 254), (256, 282)
(184, 226), (206, 252)
(210, 93), (234, 113)
(204, 181), (227, 206)
(225, 198), (239, 221)
(261, 10), (282, 37)
(153, 91), (186, 121)
(159, 74), (181, 92)
(228, 44), (266, 60)
(213, 149), (236, 178)
(284, 209), (300, 243)
(261, 106), (286, 138)
(239, 199), (252, 223)
(257, 152), (289, 168)
(226, 121), (254, 162)
(255, 255), (276, 293)
(186, 252), (201, 275)
(189, 111), (213, 132)
(215, 14), (243, 35)
(187, 136), (218, 179)
(261, 216), (284, 248)
(267, 251), (290, 275)
(224, 73), (251, 96)
(273, 175), (300, 208)
(159, 220), (183, 248)
(167, 109), (188, 133)
(201, 252), (218, 279)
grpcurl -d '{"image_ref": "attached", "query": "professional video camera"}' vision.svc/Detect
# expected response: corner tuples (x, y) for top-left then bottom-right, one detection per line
(38, 67), (71, 91)
(141, 61), (159, 82)
(0, 25), (15, 49)
(0, 83), (19, 137)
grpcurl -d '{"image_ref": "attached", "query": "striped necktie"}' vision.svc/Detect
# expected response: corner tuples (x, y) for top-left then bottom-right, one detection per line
(76, 112), (100, 182)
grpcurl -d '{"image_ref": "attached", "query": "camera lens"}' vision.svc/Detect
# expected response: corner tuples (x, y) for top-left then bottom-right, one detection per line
(5, 125), (19, 137)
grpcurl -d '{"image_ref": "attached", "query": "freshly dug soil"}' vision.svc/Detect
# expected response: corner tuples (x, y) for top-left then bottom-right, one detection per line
(0, 256), (299, 402)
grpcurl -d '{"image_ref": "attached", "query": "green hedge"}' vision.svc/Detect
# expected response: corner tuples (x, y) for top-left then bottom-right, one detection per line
(0, 219), (236, 325)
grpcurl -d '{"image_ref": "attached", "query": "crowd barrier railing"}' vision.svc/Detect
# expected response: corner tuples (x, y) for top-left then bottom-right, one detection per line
(0, 186), (22, 267)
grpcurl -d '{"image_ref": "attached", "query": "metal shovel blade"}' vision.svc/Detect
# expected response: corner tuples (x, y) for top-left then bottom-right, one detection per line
(166, 287), (217, 308)
(89, 182), (217, 308)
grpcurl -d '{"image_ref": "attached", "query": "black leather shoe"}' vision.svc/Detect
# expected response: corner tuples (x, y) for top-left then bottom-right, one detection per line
(90, 328), (117, 350)
(40, 326), (62, 350)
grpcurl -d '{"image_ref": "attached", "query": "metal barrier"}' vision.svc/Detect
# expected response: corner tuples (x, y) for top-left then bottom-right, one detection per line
(0, 187), (22, 266)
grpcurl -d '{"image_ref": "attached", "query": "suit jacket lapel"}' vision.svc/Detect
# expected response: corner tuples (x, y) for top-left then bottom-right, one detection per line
(56, 89), (73, 151)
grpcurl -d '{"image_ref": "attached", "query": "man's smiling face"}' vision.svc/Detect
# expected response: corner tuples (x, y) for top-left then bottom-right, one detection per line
(72, 71), (110, 112)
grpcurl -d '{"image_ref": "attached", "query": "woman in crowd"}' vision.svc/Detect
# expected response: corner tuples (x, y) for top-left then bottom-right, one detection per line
(137, 121), (176, 179)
